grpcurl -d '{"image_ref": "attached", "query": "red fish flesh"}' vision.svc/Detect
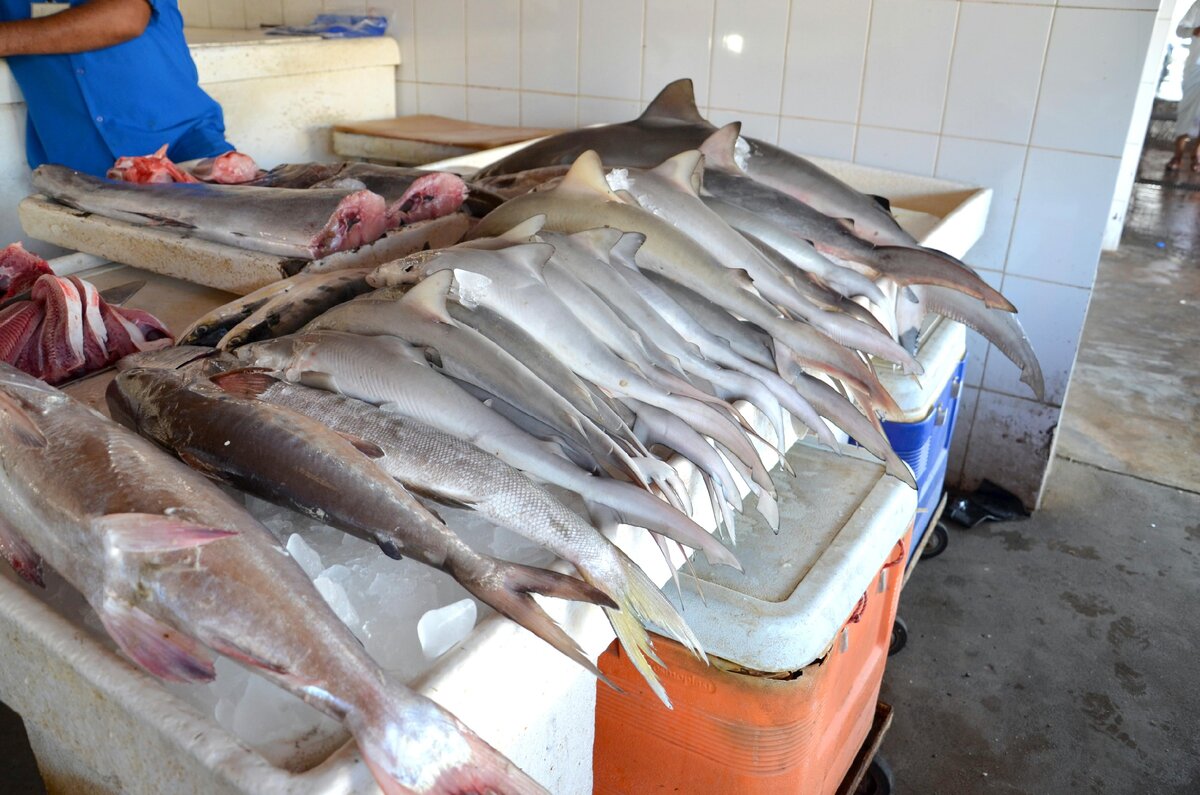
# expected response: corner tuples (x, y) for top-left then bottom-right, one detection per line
(108, 145), (199, 184)
(186, 151), (262, 184)
(0, 243), (54, 302)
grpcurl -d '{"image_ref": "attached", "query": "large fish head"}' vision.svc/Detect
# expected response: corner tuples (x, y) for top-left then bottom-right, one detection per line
(105, 367), (185, 435)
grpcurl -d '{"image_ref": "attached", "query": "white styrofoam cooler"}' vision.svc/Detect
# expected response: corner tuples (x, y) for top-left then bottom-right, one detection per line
(0, 144), (989, 795)
(875, 318), (968, 423)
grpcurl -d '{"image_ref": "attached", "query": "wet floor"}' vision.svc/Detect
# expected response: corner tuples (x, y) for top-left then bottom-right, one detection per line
(880, 154), (1200, 789)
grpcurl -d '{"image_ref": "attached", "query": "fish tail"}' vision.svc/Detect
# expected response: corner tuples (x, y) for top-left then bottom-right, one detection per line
(871, 246), (1016, 312)
(599, 550), (706, 709)
(463, 557), (615, 679)
(351, 689), (548, 795)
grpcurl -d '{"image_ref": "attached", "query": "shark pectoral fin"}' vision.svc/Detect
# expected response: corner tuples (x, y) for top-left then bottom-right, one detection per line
(95, 513), (238, 553)
(98, 599), (216, 683)
(0, 391), (47, 448)
(0, 518), (44, 587)
(208, 367), (278, 399)
(297, 369), (340, 393)
(337, 431), (386, 459)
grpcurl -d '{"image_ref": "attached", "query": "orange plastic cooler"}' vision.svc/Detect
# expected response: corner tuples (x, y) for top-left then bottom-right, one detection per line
(594, 445), (916, 795)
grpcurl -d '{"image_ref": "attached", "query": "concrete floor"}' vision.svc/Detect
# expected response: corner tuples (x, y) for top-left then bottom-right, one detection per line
(879, 180), (1200, 793)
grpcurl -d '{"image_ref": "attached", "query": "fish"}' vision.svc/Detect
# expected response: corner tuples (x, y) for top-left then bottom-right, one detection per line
(108, 365), (614, 676)
(178, 272), (334, 347)
(216, 268), (374, 350)
(0, 243), (54, 303)
(209, 367), (704, 706)
(32, 165), (390, 260)
(471, 77), (913, 248)
(235, 330), (741, 572)
(0, 363), (545, 795)
(303, 272), (657, 489)
(183, 151), (262, 184)
(698, 164), (1016, 312)
(369, 244), (783, 514)
(608, 150), (923, 374)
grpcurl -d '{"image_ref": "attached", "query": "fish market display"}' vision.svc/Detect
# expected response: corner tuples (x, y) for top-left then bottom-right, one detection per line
(33, 165), (390, 259)
(4, 78), (1046, 789)
(0, 364), (543, 795)
(0, 247), (172, 384)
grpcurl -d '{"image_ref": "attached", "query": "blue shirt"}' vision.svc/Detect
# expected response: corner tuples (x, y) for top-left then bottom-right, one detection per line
(1, 0), (232, 176)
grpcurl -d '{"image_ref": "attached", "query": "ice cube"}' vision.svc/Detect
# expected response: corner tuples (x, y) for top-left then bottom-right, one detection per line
(314, 572), (360, 627)
(417, 598), (477, 660)
(285, 534), (324, 580)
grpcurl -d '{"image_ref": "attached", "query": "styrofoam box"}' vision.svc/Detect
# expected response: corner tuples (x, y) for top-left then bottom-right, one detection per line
(0, 143), (989, 795)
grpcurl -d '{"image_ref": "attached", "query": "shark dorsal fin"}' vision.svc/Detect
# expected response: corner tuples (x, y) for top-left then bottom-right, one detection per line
(651, 150), (704, 195)
(400, 270), (455, 323)
(638, 79), (707, 125)
(570, 227), (624, 260)
(497, 214), (546, 243)
(609, 232), (647, 268)
(555, 151), (620, 200)
(698, 122), (745, 175)
(501, 242), (556, 277)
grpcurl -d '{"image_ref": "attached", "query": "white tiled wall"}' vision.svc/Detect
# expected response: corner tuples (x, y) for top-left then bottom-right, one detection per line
(181, 0), (1170, 509)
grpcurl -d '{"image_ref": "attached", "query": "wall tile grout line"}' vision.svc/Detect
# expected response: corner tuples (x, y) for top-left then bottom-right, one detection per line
(852, 0), (877, 162)
(704, 0), (719, 110)
(932, 0), (963, 174)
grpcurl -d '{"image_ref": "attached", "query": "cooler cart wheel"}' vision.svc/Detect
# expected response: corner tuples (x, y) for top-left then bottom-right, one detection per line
(854, 755), (895, 795)
(888, 617), (908, 656)
(920, 522), (949, 560)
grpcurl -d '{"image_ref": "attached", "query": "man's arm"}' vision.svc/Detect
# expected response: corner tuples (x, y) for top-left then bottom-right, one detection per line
(0, 0), (152, 57)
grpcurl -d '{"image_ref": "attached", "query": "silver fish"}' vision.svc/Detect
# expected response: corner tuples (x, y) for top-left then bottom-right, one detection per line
(0, 363), (544, 795)
(210, 368), (703, 706)
(235, 331), (742, 572)
(108, 365), (613, 675)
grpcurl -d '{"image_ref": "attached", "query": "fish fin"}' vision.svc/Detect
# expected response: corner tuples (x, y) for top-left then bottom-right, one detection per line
(177, 449), (223, 479)
(499, 242), (555, 278)
(638, 78), (707, 125)
(208, 367), (278, 399)
(464, 557), (613, 681)
(651, 150), (704, 196)
(95, 513), (238, 553)
(152, 144), (169, 158)
(698, 122), (744, 176)
(338, 432), (386, 459)
(297, 369), (340, 393)
(98, 599), (216, 683)
(398, 270), (456, 324)
(608, 232), (646, 268)
(0, 519), (44, 587)
(555, 151), (621, 201)
(496, 214), (546, 242)
(0, 392), (47, 448)
(871, 194), (892, 213)
(601, 549), (708, 708)
(207, 639), (289, 675)
(402, 481), (478, 510)
(755, 489), (781, 534)
(569, 227), (623, 259)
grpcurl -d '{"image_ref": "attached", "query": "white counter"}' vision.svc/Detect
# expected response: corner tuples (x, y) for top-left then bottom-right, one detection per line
(0, 28), (399, 256)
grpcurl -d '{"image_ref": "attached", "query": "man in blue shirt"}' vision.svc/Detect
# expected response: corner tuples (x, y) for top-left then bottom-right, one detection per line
(0, 0), (234, 177)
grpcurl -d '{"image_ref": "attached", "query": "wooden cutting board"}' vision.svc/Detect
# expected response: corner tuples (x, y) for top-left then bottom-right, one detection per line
(333, 114), (561, 150)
